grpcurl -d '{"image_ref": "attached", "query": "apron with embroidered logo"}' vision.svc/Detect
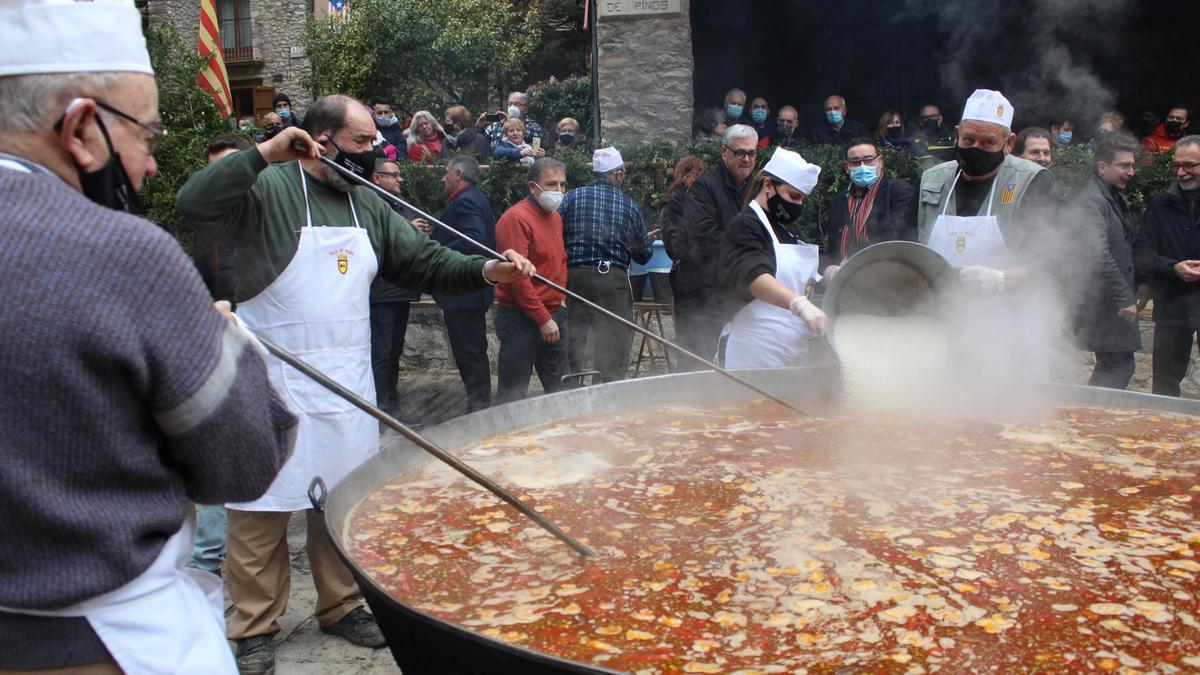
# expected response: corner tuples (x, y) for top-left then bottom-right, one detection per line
(229, 165), (379, 512)
(721, 201), (821, 368)
(927, 170), (1050, 379)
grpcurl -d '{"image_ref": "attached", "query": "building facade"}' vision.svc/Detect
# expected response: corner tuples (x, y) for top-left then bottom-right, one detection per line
(146, 0), (332, 126)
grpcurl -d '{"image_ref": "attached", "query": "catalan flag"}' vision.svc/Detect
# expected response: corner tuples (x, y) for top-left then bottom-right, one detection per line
(198, 0), (232, 118)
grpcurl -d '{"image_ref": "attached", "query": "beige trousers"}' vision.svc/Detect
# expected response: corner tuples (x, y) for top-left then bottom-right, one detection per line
(225, 509), (362, 640)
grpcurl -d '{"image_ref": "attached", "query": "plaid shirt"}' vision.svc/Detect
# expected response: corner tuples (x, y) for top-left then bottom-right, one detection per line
(485, 118), (545, 148)
(558, 179), (651, 270)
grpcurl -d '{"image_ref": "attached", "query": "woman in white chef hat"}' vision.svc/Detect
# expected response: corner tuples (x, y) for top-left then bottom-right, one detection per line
(717, 148), (826, 368)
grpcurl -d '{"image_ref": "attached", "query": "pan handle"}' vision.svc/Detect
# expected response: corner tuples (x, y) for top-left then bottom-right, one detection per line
(308, 476), (328, 513)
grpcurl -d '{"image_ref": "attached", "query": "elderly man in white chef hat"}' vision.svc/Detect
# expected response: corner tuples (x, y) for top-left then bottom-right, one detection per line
(916, 89), (1059, 379)
(717, 148), (827, 368)
(0, 0), (298, 673)
(558, 146), (653, 384)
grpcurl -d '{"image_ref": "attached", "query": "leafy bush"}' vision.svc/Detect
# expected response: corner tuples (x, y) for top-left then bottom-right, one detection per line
(302, 0), (540, 114)
(141, 21), (236, 253)
(528, 76), (593, 140)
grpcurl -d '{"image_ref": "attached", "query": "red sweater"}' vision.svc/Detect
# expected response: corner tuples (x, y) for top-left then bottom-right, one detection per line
(495, 198), (567, 325)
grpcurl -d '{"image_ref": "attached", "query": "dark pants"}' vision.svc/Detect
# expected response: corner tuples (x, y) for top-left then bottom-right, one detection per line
(1152, 323), (1196, 396)
(370, 301), (410, 411)
(1089, 351), (1135, 389)
(673, 298), (724, 371)
(442, 307), (492, 412)
(567, 265), (634, 383)
(495, 305), (568, 404)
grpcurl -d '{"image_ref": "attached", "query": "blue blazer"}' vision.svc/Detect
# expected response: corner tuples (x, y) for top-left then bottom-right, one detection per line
(433, 186), (496, 311)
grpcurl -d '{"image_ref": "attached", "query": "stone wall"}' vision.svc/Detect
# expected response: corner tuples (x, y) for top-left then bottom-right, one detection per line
(146, 0), (313, 115)
(596, 1), (694, 146)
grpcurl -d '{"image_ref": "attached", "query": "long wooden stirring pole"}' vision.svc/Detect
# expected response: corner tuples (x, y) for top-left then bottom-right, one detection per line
(255, 335), (597, 559)
(310, 151), (810, 417)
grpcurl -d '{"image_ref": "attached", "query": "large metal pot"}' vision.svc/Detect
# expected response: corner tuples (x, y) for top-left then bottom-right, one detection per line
(312, 369), (1200, 674)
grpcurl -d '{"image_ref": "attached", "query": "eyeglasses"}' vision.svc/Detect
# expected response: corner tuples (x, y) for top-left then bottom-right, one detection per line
(724, 147), (757, 160)
(920, 116), (940, 123)
(95, 100), (166, 153)
(374, 171), (402, 177)
(846, 155), (878, 167)
(1174, 161), (1200, 171)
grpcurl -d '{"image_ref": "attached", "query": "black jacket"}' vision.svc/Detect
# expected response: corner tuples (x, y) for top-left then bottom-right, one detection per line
(720, 203), (804, 305)
(810, 118), (870, 147)
(450, 126), (491, 164)
(375, 121), (407, 158)
(432, 186), (495, 311)
(660, 185), (689, 261)
(679, 161), (749, 306)
(1133, 182), (1200, 327)
(822, 175), (916, 265)
(1072, 175), (1140, 351)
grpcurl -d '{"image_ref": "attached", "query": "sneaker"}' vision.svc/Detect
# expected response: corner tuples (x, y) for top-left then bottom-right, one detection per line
(234, 635), (275, 675)
(321, 606), (387, 648)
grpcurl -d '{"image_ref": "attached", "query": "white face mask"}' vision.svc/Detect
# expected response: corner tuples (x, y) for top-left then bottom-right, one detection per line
(534, 184), (563, 212)
(507, 105), (522, 119)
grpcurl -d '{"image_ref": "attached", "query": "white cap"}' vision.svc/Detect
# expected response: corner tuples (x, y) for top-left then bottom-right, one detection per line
(592, 147), (624, 174)
(961, 88), (1014, 130)
(762, 148), (821, 195)
(0, 0), (154, 77)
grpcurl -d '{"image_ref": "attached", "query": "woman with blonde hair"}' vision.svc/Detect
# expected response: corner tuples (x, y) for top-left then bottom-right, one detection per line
(874, 110), (910, 150)
(406, 110), (450, 164)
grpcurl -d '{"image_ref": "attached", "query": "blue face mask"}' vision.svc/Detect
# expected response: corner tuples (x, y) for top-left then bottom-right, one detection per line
(726, 103), (744, 119)
(849, 164), (879, 188)
(751, 108), (768, 124)
(277, 108), (292, 119)
(826, 110), (844, 125)
(1058, 130), (1072, 144)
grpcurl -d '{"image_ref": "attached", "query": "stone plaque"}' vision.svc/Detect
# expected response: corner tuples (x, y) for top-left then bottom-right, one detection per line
(597, 0), (680, 18)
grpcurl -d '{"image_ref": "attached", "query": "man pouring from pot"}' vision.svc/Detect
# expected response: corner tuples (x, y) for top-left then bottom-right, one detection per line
(917, 89), (1058, 377)
(718, 148), (828, 368)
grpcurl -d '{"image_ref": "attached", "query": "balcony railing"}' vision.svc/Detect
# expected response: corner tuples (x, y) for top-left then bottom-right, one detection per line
(223, 45), (259, 64)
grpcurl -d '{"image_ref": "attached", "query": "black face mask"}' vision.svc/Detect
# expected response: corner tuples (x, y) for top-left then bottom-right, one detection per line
(79, 115), (144, 216)
(1166, 120), (1185, 136)
(956, 144), (1005, 177)
(777, 123), (796, 136)
(767, 188), (804, 225)
(886, 126), (903, 141)
(558, 132), (576, 146)
(330, 139), (376, 179)
(921, 118), (940, 132)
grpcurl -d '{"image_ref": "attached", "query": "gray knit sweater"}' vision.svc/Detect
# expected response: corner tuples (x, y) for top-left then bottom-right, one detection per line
(0, 166), (297, 668)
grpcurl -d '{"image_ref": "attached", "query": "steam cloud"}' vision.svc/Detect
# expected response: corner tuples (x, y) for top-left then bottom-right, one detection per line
(902, 0), (1137, 127)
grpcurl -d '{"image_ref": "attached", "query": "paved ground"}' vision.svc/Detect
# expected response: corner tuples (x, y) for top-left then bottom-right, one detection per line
(229, 312), (1195, 673)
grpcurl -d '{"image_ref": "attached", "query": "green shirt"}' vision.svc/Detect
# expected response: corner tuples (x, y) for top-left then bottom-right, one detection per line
(177, 147), (488, 303)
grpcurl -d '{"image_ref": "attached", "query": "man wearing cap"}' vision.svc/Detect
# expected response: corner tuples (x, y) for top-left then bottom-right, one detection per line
(273, 92), (299, 128)
(719, 149), (828, 367)
(917, 89), (1057, 375)
(557, 147), (652, 383)
(177, 94), (535, 672)
(0, 1), (298, 672)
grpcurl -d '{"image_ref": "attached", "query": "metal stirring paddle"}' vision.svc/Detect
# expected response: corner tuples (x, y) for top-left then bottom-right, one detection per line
(255, 335), (597, 559)
(308, 149), (811, 417)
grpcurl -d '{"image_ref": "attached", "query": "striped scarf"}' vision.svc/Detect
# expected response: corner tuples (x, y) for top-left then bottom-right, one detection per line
(839, 180), (882, 260)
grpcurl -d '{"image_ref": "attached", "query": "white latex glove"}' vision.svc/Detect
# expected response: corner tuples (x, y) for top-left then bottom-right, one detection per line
(960, 265), (1005, 295)
(789, 296), (828, 334)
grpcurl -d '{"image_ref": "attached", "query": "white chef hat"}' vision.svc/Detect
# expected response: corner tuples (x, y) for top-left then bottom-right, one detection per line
(961, 89), (1014, 130)
(592, 147), (624, 174)
(762, 148), (821, 195)
(0, 0), (154, 77)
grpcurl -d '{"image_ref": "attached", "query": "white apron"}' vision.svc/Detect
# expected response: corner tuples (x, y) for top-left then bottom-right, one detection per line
(0, 511), (234, 674)
(926, 171), (1050, 379)
(721, 201), (821, 368)
(229, 165), (379, 512)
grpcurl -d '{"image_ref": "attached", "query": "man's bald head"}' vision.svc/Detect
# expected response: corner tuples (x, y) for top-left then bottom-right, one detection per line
(301, 94), (377, 191)
(824, 96), (846, 113)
